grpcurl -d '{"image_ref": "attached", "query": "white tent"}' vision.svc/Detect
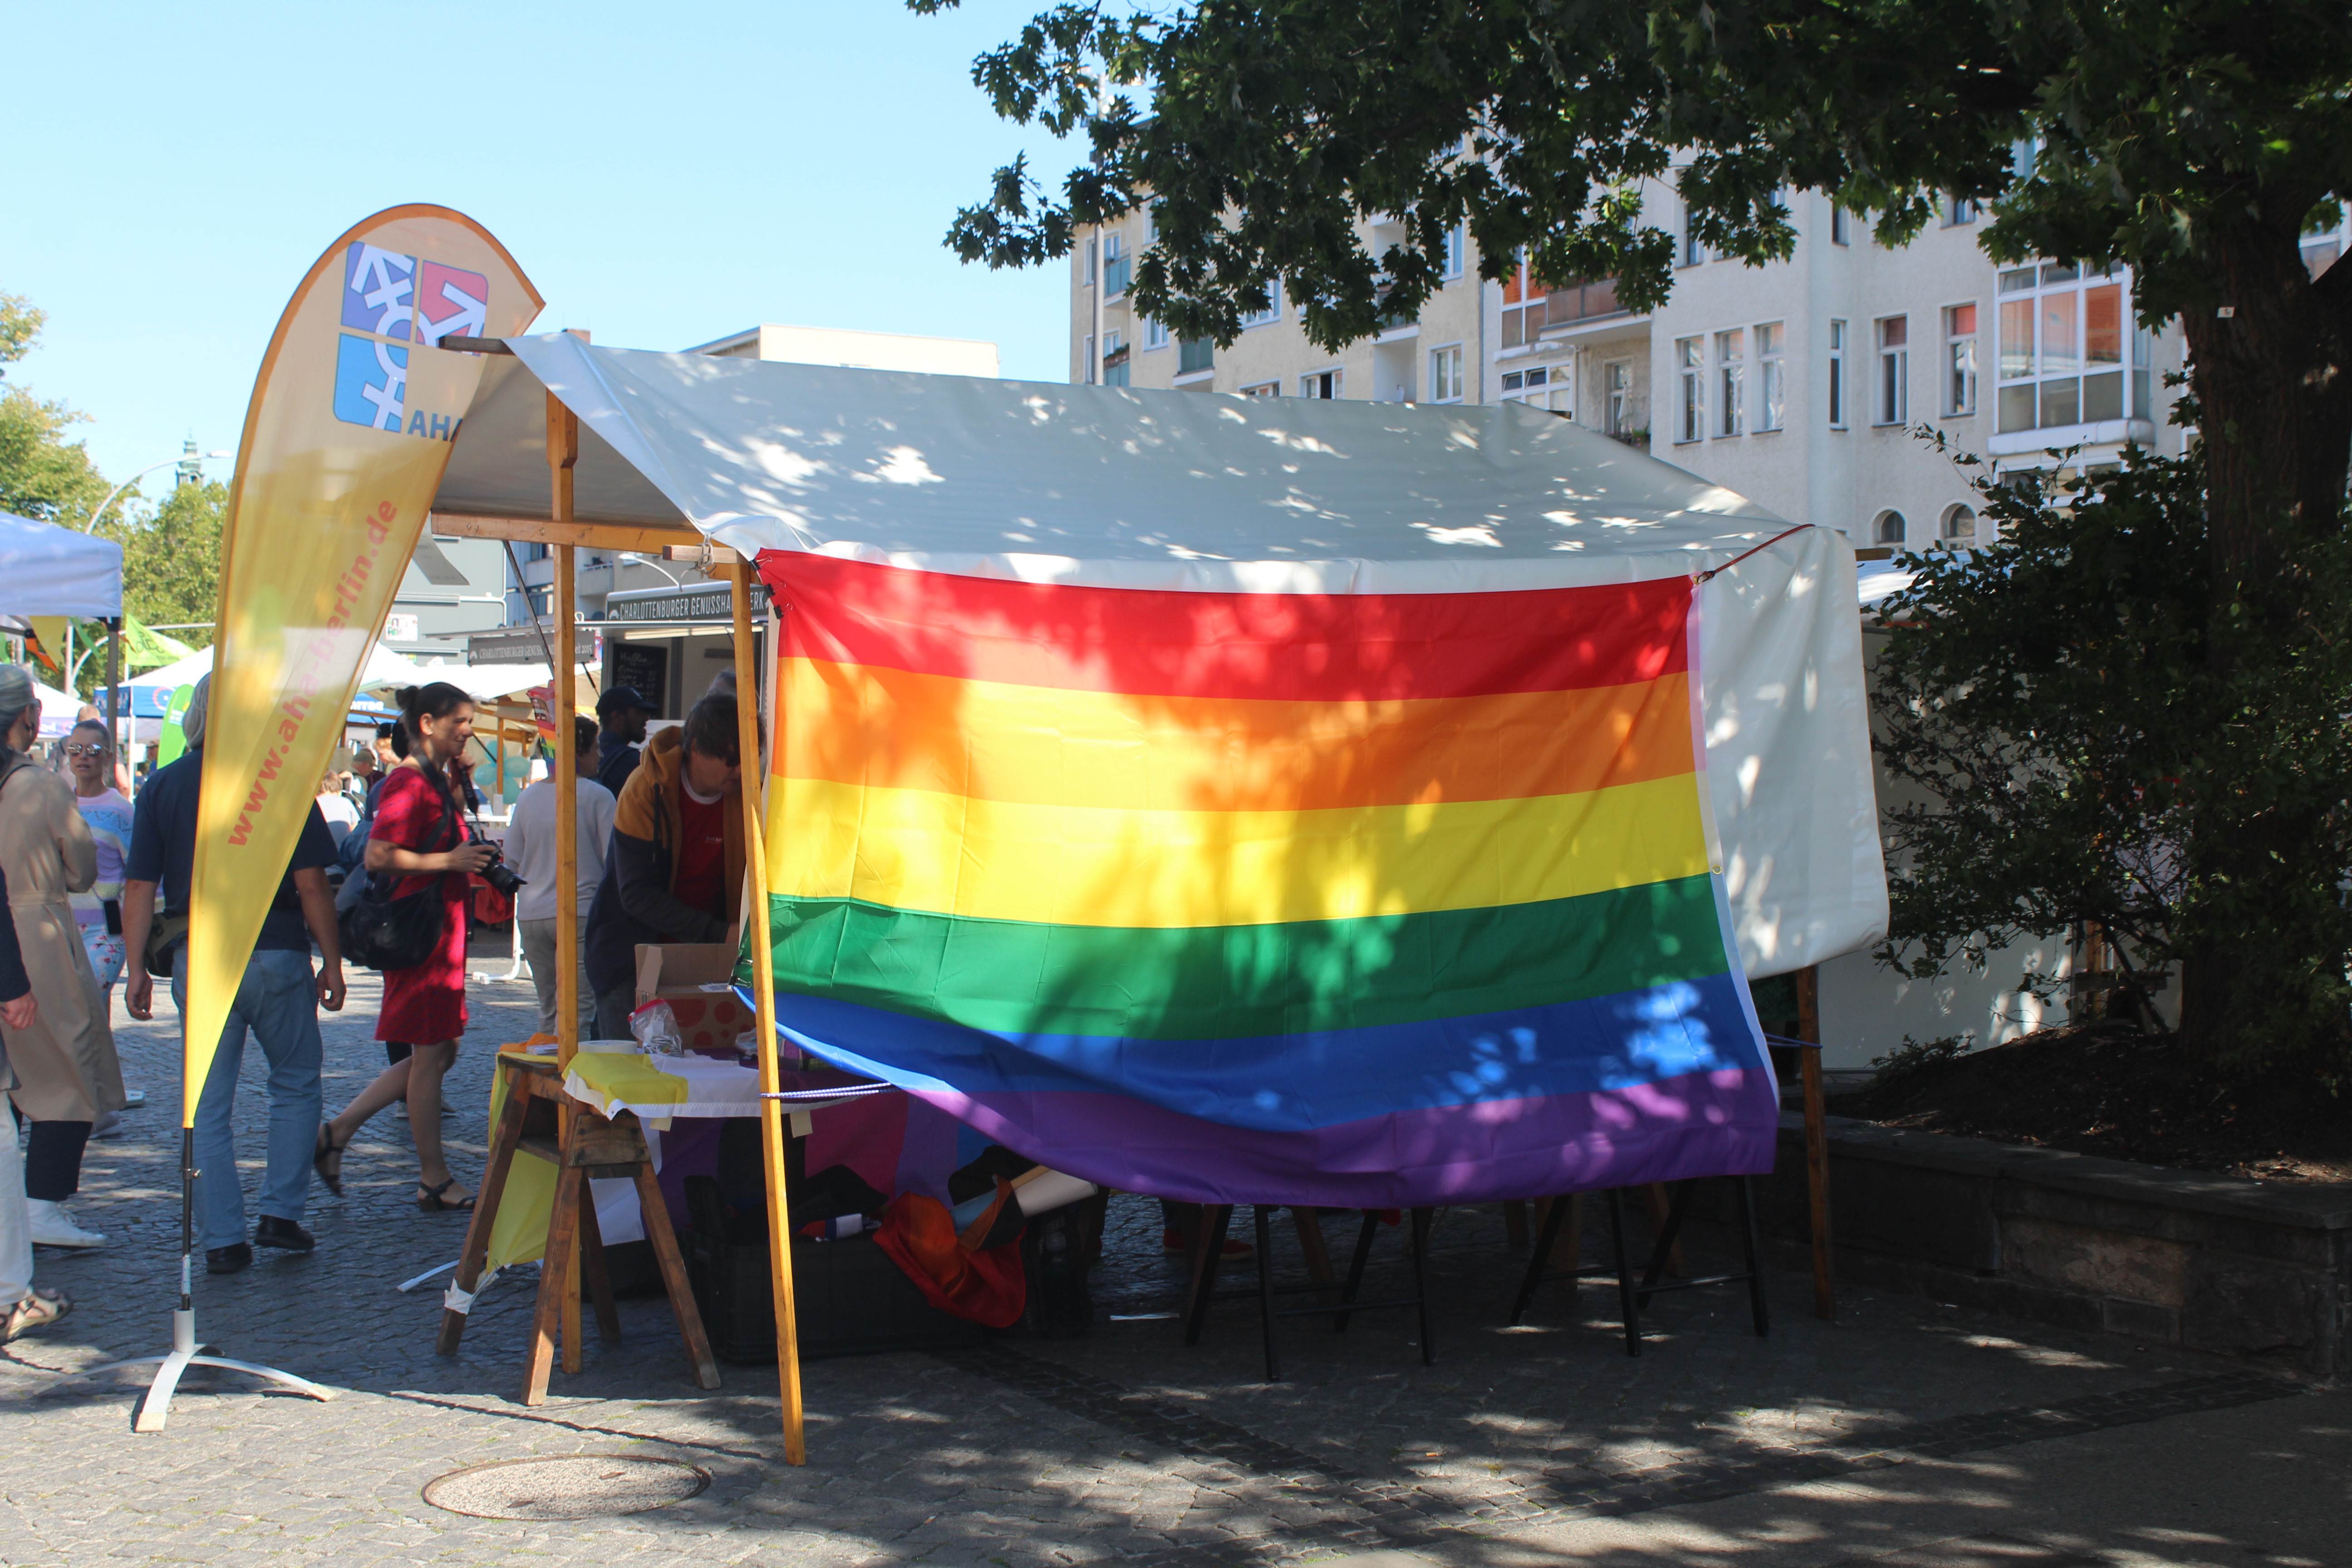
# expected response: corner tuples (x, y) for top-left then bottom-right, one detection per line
(0, 511), (122, 620)
(430, 337), (1887, 977)
(130, 640), (423, 700)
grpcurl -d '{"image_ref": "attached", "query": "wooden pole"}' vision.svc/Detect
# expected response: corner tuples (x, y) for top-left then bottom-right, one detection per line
(1794, 963), (1835, 1320)
(549, 395), (581, 1069)
(730, 559), (805, 1464)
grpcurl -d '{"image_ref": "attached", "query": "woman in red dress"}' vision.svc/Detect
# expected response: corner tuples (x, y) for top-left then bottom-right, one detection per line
(314, 683), (495, 1212)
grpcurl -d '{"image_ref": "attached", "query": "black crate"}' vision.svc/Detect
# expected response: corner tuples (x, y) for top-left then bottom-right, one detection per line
(682, 1177), (990, 1363)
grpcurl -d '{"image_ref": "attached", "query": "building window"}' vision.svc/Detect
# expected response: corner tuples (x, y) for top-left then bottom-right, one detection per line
(1101, 331), (1129, 387)
(1084, 238), (1097, 286)
(1831, 205), (1851, 246)
(1605, 359), (1637, 435)
(1828, 319), (1848, 428)
(1301, 368), (1342, 399)
(1441, 225), (1465, 280)
(1240, 381), (1279, 397)
(1500, 252), (1541, 347)
(1677, 337), (1704, 443)
(1995, 261), (2135, 434)
(1876, 316), (1908, 426)
(1681, 206), (1705, 267)
(1429, 344), (1465, 403)
(1144, 315), (1169, 350)
(1941, 504), (1978, 545)
(1942, 194), (1979, 227)
(1945, 304), (1978, 415)
(1240, 279), (1284, 328)
(1146, 203), (1160, 243)
(1102, 231), (1128, 298)
(1755, 323), (1785, 431)
(1874, 510), (1907, 546)
(1178, 338), (1215, 377)
(1716, 329), (1745, 436)
(1500, 363), (1570, 415)
(1081, 333), (1094, 385)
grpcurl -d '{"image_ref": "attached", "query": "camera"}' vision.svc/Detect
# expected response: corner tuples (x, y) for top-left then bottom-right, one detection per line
(475, 839), (526, 899)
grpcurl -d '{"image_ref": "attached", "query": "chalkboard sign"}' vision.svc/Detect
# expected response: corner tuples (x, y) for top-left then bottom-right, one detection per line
(610, 643), (669, 716)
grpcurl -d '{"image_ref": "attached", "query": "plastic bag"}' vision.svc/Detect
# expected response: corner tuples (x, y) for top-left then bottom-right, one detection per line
(629, 999), (683, 1056)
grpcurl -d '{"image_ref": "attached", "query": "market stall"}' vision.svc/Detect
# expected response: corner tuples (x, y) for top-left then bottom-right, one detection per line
(176, 205), (1880, 1452)
(0, 509), (125, 743)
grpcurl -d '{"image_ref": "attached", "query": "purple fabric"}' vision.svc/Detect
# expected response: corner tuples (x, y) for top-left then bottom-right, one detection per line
(907, 1067), (1779, 1208)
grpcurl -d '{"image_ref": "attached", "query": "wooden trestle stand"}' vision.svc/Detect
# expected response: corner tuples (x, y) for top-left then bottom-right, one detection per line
(428, 374), (808, 1461)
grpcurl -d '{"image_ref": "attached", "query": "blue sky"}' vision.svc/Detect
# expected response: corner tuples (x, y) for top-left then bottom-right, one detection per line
(3, 1), (1084, 493)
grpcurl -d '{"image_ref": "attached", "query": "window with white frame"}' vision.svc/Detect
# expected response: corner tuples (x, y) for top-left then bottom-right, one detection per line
(1240, 381), (1279, 397)
(1831, 205), (1851, 246)
(1441, 225), (1465, 280)
(1995, 262), (2142, 434)
(1144, 315), (1169, 350)
(1428, 344), (1465, 402)
(1240, 279), (1284, 328)
(1676, 337), (1704, 443)
(1500, 363), (1571, 415)
(1876, 316), (1908, 426)
(1941, 504), (1979, 544)
(1146, 202), (1161, 243)
(1716, 328), (1745, 436)
(1874, 510), (1907, 546)
(1756, 322), (1785, 431)
(1081, 332), (1094, 385)
(1102, 230), (1128, 297)
(1101, 330), (1128, 387)
(1942, 194), (1979, 226)
(1301, 368), (1343, 399)
(1828, 319), (1848, 427)
(1945, 304), (1978, 415)
(1084, 238), (1097, 285)
(1605, 359), (1636, 435)
(1681, 208), (1706, 267)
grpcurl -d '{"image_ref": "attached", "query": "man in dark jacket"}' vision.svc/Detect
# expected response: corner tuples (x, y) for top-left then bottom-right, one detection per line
(594, 685), (653, 798)
(583, 695), (742, 1040)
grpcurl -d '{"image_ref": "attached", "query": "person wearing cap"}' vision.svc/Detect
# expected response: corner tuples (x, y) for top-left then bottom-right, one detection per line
(0, 665), (125, 1250)
(122, 675), (346, 1274)
(594, 685), (653, 798)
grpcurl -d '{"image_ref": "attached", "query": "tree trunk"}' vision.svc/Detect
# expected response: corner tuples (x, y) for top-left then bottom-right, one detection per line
(2173, 213), (2352, 1057)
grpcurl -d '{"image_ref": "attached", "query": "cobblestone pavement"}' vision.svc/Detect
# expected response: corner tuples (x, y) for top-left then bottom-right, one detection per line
(0, 965), (2339, 1567)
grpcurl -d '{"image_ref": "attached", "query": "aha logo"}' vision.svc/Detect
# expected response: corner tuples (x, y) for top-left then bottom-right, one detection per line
(330, 242), (488, 436)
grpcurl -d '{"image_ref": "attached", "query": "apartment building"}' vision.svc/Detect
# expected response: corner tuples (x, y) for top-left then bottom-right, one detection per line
(1068, 181), (2211, 548)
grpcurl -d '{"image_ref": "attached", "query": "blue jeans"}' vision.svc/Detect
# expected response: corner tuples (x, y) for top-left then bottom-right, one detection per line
(175, 950), (324, 1250)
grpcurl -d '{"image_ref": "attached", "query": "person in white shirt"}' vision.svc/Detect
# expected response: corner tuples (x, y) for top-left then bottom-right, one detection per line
(314, 771), (361, 849)
(502, 715), (614, 1039)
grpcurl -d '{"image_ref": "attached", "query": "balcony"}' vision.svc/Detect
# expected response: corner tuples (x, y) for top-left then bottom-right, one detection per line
(1178, 338), (1215, 377)
(1501, 276), (1631, 348)
(1103, 253), (1131, 300)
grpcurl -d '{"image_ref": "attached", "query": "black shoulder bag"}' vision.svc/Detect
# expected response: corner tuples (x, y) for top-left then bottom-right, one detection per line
(338, 773), (458, 973)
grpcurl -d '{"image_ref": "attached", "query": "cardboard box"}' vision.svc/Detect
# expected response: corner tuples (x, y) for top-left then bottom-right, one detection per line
(632, 941), (752, 1056)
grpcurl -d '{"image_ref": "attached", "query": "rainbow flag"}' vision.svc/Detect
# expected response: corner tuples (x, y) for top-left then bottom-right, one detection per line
(750, 555), (1778, 1208)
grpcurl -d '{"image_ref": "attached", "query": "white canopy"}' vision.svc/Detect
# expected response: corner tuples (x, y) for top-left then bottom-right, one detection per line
(130, 641), (422, 696)
(436, 336), (1888, 977)
(0, 511), (122, 620)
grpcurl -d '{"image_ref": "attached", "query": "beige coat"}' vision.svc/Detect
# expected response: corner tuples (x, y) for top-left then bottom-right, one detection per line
(0, 755), (123, 1121)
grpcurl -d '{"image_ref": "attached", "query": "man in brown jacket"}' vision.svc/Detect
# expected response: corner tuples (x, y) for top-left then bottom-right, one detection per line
(582, 694), (743, 1041)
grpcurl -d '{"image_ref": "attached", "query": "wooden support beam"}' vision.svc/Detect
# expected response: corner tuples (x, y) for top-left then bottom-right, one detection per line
(730, 558), (807, 1464)
(549, 394), (583, 1074)
(427, 510), (701, 554)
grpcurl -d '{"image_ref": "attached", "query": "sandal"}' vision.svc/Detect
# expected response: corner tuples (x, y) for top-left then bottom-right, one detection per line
(1, 1287), (72, 1343)
(417, 1178), (475, 1214)
(314, 1125), (350, 1196)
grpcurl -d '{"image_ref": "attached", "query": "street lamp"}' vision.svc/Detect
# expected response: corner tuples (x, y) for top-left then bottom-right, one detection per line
(77, 445), (231, 758)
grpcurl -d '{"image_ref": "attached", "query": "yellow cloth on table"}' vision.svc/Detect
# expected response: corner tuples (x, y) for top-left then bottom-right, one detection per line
(483, 1043), (562, 1274)
(561, 1051), (691, 1123)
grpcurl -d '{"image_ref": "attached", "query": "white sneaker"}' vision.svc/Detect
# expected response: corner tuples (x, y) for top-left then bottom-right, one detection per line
(26, 1200), (106, 1249)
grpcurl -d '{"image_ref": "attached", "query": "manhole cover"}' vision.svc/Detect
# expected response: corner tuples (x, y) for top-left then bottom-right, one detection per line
(422, 1455), (710, 1520)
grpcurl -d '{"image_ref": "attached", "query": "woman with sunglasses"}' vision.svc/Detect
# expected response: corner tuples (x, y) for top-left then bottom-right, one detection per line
(63, 722), (132, 997)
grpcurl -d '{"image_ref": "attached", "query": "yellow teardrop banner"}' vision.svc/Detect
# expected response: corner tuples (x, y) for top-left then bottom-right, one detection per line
(183, 208), (541, 1125)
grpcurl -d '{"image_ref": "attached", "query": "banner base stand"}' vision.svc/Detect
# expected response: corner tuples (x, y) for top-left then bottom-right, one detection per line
(37, 1130), (337, 1433)
(43, 1308), (338, 1433)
